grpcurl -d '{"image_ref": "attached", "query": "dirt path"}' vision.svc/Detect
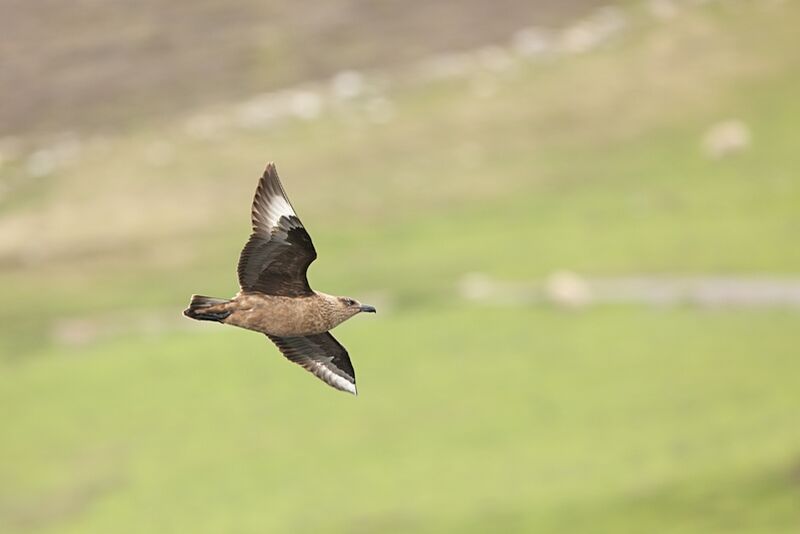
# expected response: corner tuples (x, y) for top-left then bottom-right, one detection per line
(459, 273), (800, 310)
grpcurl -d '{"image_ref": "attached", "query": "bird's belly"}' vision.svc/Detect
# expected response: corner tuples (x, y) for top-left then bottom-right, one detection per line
(225, 294), (329, 337)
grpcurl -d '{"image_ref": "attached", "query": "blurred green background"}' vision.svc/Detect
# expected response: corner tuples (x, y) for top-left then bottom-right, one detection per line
(1, 1), (799, 532)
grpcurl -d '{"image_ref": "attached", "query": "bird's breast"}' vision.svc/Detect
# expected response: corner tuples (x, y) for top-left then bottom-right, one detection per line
(225, 293), (332, 336)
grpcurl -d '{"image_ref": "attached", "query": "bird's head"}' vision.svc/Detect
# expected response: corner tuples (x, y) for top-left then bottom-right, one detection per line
(336, 296), (376, 319)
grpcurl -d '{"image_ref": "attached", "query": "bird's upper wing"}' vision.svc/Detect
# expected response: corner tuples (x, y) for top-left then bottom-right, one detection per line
(267, 332), (357, 395)
(237, 163), (317, 297)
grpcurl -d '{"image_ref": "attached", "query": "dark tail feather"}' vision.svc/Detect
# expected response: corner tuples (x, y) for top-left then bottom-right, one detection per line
(183, 295), (232, 322)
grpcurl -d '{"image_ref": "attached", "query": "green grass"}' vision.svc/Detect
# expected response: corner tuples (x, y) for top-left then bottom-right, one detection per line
(2, 307), (799, 532)
(2, 1), (800, 532)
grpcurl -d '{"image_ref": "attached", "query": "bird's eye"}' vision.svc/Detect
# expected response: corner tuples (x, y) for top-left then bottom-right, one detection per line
(343, 298), (356, 306)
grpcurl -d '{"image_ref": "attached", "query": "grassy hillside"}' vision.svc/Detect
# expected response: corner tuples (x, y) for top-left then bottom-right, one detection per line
(1, 1), (800, 532)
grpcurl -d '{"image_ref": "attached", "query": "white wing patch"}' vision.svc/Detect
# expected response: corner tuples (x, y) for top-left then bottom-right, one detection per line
(261, 193), (295, 229)
(305, 359), (357, 395)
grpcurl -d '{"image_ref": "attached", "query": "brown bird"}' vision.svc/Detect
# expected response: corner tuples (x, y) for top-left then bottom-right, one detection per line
(183, 163), (375, 395)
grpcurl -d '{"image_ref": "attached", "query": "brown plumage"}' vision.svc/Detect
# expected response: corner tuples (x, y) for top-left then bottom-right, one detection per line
(183, 163), (375, 395)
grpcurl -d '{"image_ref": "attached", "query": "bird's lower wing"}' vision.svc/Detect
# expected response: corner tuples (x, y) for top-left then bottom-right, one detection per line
(267, 332), (357, 395)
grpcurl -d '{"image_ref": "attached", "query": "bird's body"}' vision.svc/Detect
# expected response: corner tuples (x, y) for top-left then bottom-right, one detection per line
(191, 291), (359, 337)
(183, 163), (374, 395)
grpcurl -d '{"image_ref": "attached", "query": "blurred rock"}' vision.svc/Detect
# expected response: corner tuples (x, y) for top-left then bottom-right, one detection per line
(289, 90), (323, 121)
(511, 27), (553, 59)
(702, 119), (751, 159)
(545, 271), (591, 308)
(25, 149), (58, 177)
(560, 25), (595, 54)
(458, 272), (496, 301)
(415, 52), (475, 81)
(235, 92), (284, 129)
(331, 70), (365, 100)
(560, 7), (627, 54)
(25, 134), (82, 177)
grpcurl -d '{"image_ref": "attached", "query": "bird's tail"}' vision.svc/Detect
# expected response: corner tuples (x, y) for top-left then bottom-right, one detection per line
(183, 295), (232, 322)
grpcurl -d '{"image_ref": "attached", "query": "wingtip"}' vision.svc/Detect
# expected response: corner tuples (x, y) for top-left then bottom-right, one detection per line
(264, 162), (277, 176)
(342, 380), (358, 396)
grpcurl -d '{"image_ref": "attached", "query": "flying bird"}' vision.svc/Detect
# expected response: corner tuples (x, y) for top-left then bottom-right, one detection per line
(183, 163), (375, 395)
